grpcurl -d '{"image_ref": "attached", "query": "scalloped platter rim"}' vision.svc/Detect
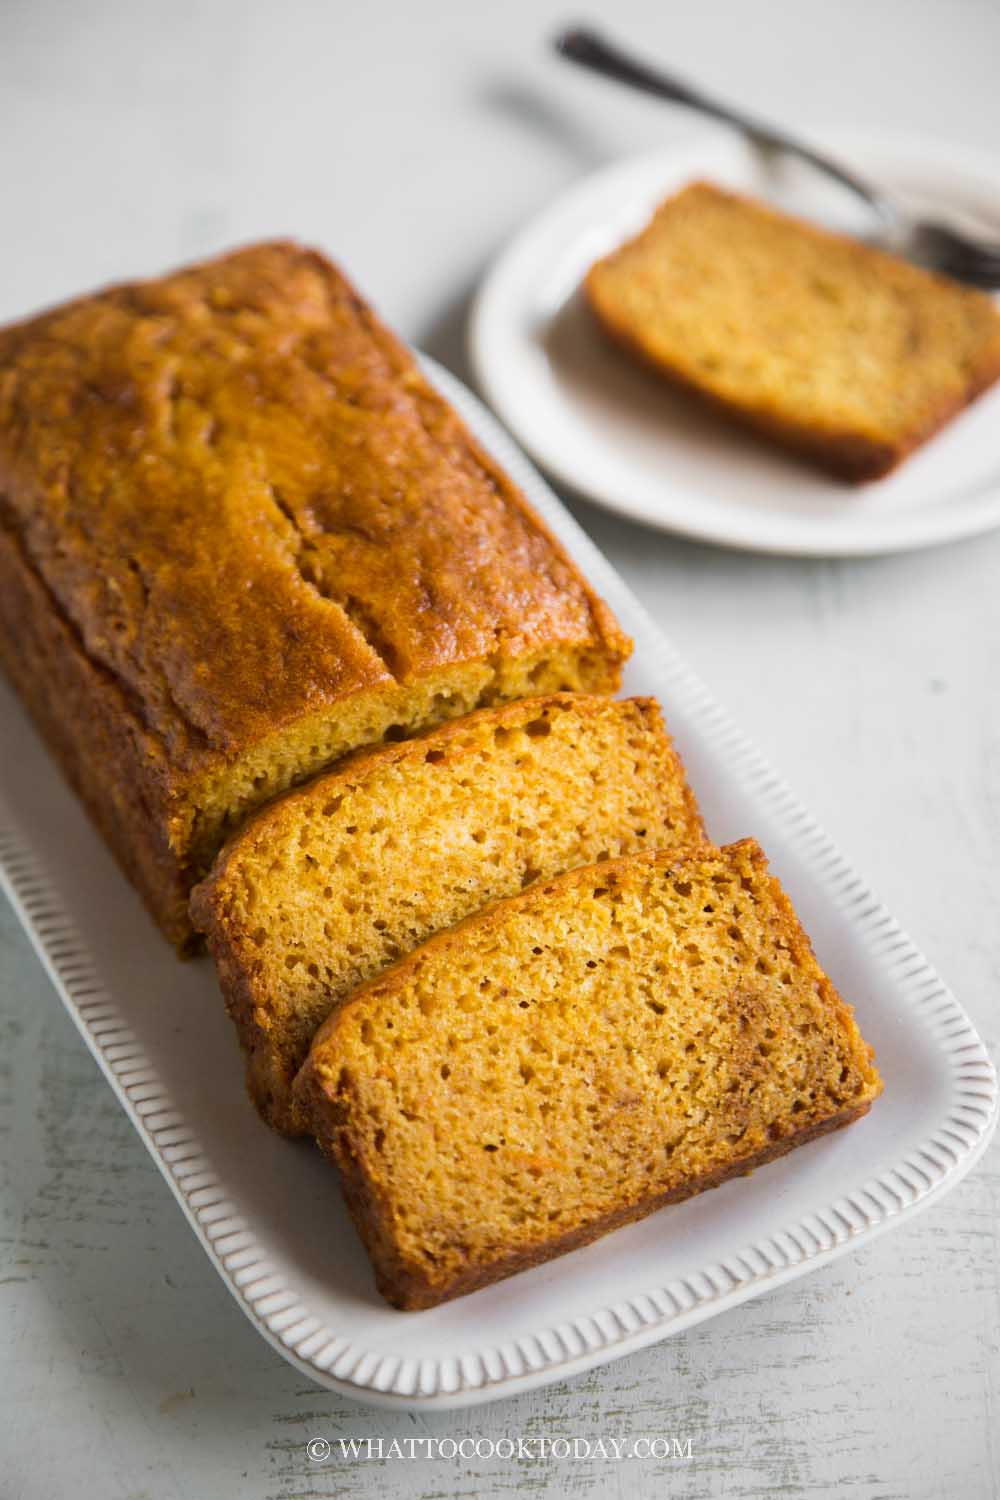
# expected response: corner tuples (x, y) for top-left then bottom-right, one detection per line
(0, 355), (995, 1409)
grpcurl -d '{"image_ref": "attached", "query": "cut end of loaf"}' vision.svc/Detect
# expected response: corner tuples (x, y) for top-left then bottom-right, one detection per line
(182, 640), (629, 881)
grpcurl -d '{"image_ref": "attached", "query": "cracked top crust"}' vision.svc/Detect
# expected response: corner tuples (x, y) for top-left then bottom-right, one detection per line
(0, 242), (628, 785)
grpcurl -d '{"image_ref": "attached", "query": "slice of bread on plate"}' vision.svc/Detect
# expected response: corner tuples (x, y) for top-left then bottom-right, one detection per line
(585, 180), (1000, 481)
(295, 838), (882, 1309)
(191, 693), (706, 1133)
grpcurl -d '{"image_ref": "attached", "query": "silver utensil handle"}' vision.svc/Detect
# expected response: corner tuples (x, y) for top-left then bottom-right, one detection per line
(554, 27), (897, 229)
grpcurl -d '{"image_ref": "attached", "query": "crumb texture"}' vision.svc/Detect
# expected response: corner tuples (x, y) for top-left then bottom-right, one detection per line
(586, 181), (1000, 480)
(297, 839), (882, 1308)
(192, 693), (706, 1131)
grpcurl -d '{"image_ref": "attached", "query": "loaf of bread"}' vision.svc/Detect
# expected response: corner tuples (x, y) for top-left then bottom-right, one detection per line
(295, 838), (882, 1309)
(585, 181), (1000, 482)
(191, 693), (706, 1132)
(0, 243), (630, 949)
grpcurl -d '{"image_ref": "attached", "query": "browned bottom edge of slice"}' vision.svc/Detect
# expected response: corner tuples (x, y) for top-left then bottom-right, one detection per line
(319, 1096), (874, 1311)
(585, 280), (1000, 484)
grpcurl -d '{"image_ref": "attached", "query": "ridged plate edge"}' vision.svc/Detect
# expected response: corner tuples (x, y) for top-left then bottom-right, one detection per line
(0, 356), (995, 1408)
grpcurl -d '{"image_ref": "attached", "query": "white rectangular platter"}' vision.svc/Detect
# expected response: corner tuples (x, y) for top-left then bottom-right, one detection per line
(0, 356), (996, 1411)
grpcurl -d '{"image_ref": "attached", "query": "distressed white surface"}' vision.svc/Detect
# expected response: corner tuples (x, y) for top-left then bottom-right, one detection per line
(1, 0), (998, 1496)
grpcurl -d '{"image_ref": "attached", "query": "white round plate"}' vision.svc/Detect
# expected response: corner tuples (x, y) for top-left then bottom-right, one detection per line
(469, 130), (1000, 556)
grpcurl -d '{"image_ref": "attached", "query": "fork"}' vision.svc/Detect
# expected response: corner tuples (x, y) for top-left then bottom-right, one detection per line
(554, 25), (1000, 290)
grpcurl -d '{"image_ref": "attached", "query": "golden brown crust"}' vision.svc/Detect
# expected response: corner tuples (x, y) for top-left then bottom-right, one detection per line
(585, 182), (1000, 483)
(0, 242), (629, 945)
(0, 518), (192, 946)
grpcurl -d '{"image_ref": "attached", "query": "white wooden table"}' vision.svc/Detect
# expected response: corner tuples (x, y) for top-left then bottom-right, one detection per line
(2, 2), (998, 1495)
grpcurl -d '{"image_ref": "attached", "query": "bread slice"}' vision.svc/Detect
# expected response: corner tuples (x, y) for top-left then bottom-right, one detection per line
(295, 839), (882, 1309)
(191, 693), (706, 1133)
(585, 181), (1000, 482)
